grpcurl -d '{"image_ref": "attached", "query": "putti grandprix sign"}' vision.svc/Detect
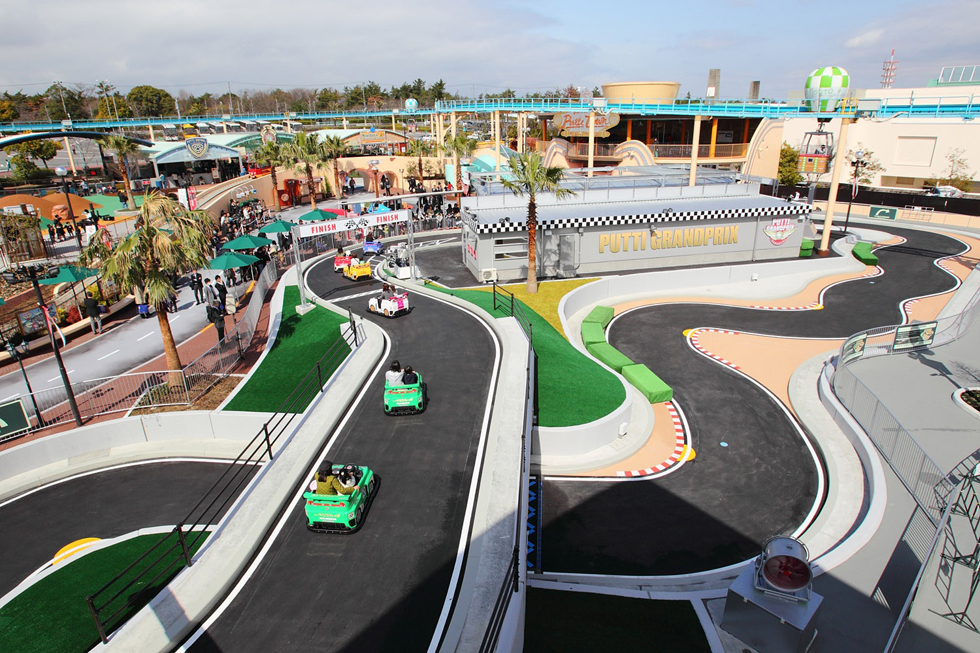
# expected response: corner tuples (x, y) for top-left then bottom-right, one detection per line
(296, 210), (410, 238)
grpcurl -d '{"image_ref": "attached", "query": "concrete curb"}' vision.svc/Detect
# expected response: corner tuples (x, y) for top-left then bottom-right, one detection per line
(103, 319), (385, 652)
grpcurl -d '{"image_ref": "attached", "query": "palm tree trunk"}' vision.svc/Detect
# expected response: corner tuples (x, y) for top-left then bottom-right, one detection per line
(333, 160), (341, 199)
(526, 199), (538, 294)
(455, 154), (463, 199)
(157, 308), (183, 371)
(121, 158), (136, 210)
(418, 154), (424, 188)
(271, 166), (281, 211)
(306, 163), (316, 209)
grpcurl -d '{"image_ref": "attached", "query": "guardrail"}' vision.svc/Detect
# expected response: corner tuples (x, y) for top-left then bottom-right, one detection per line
(480, 285), (536, 651)
(85, 309), (362, 643)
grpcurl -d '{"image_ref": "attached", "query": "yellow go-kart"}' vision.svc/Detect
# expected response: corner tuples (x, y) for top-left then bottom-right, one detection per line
(343, 260), (373, 281)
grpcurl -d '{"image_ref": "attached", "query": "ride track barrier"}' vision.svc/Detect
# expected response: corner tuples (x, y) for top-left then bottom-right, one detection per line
(832, 282), (980, 520)
(0, 259), (285, 444)
(479, 284), (535, 653)
(84, 307), (362, 644)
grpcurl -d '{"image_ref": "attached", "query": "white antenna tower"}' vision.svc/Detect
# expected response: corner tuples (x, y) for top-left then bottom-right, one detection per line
(881, 50), (898, 89)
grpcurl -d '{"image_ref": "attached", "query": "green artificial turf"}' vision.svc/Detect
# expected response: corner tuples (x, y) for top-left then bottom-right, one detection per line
(428, 285), (625, 427)
(525, 588), (711, 652)
(225, 286), (351, 413)
(0, 532), (208, 653)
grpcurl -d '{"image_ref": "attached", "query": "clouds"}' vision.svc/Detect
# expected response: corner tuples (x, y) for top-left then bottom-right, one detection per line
(0, 0), (975, 99)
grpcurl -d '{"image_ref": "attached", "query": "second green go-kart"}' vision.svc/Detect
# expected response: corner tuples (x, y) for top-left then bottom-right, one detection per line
(383, 373), (427, 415)
(303, 465), (379, 533)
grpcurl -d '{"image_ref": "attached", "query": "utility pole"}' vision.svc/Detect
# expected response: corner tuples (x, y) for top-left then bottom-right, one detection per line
(28, 267), (82, 426)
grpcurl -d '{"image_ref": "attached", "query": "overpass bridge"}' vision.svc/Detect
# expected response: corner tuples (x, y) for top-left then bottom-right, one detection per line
(1, 94), (977, 134)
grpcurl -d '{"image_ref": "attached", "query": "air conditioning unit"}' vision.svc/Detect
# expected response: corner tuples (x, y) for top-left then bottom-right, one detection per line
(479, 268), (497, 283)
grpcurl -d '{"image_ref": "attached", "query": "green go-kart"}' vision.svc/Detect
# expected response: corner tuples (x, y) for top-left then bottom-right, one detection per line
(383, 373), (427, 415)
(303, 465), (378, 533)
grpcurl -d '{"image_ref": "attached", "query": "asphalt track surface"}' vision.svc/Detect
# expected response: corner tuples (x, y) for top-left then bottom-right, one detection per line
(542, 226), (967, 576)
(0, 460), (252, 599)
(186, 253), (496, 652)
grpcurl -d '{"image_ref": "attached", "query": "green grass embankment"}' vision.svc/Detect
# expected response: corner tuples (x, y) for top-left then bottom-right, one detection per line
(428, 284), (625, 427)
(225, 286), (350, 413)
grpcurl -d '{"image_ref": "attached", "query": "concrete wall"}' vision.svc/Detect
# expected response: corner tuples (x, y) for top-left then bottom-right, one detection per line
(0, 411), (274, 503)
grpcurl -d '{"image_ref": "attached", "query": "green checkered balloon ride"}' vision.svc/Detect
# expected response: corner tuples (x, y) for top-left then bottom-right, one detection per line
(804, 67), (850, 112)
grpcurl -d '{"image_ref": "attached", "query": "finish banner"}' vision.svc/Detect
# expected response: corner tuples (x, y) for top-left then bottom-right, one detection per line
(296, 210), (410, 238)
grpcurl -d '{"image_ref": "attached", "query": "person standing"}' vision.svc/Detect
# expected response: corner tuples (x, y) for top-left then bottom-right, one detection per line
(83, 292), (102, 334)
(214, 274), (228, 311)
(203, 277), (217, 307)
(211, 304), (226, 343)
(191, 273), (204, 305)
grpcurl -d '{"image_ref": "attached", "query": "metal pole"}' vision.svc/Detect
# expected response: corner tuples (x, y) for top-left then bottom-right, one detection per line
(263, 423), (274, 460)
(407, 206), (416, 282)
(61, 173), (83, 249)
(291, 225), (308, 308)
(30, 271), (82, 426)
(175, 524), (194, 567)
(86, 596), (109, 644)
(15, 354), (45, 427)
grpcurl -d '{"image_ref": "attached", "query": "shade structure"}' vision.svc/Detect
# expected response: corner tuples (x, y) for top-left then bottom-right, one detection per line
(321, 208), (348, 216)
(209, 252), (260, 270)
(223, 234), (275, 250)
(298, 208), (344, 222)
(258, 219), (295, 234)
(37, 265), (100, 286)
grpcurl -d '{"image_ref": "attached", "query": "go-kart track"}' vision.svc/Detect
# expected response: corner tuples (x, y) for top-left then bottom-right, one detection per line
(540, 226), (967, 576)
(0, 461), (256, 600)
(0, 226), (971, 650)
(182, 244), (499, 652)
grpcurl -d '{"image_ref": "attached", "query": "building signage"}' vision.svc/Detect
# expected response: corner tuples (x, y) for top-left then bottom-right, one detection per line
(0, 399), (31, 439)
(553, 112), (620, 138)
(762, 218), (797, 245)
(893, 321), (937, 351)
(598, 225), (739, 254)
(869, 205), (897, 220)
(840, 333), (867, 365)
(296, 210), (410, 238)
(184, 137), (209, 159)
(360, 131), (387, 145)
(260, 125), (277, 144)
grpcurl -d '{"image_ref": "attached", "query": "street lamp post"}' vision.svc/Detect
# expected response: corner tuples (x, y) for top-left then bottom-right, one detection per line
(1, 332), (45, 427)
(56, 166), (83, 250)
(843, 150), (865, 235)
(27, 266), (83, 426)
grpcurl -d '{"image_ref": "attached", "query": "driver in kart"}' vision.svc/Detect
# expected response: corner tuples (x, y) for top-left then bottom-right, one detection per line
(309, 460), (358, 495)
(401, 366), (418, 385)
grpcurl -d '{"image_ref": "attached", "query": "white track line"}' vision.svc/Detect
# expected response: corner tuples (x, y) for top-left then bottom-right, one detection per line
(97, 350), (119, 361)
(137, 332), (155, 341)
(177, 333), (394, 652)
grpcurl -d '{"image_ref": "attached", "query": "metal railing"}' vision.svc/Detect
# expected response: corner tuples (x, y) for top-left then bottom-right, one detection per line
(85, 309), (362, 643)
(491, 282), (534, 343)
(480, 315), (535, 653)
(0, 259), (285, 442)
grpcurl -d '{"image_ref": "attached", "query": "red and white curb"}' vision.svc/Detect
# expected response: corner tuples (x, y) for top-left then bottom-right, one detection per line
(689, 329), (740, 370)
(748, 267), (883, 311)
(616, 401), (687, 478)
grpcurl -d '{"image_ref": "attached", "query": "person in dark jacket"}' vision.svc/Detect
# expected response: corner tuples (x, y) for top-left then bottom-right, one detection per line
(191, 273), (204, 305)
(83, 292), (102, 334)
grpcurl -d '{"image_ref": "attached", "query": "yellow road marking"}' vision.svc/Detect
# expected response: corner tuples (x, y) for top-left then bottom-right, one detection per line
(53, 537), (101, 564)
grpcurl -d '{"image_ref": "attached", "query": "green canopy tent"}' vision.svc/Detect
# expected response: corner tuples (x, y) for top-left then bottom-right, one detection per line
(222, 234), (275, 250)
(258, 219), (295, 234)
(38, 265), (100, 310)
(209, 252), (261, 304)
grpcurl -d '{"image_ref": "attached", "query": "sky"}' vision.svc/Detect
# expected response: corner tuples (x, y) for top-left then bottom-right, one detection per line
(1, 0), (977, 100)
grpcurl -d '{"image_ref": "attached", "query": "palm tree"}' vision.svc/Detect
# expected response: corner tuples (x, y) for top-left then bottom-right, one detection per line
(100, 134), (141, 210)
(319, 135), (350, 200)
(252, 141), (287, 211)
(286, 131), (324, 209)
(441, 133), (476, 196)
(407, 138), (433, 189)
(81, 192), (215, 371)
(501, 152), (574, 294)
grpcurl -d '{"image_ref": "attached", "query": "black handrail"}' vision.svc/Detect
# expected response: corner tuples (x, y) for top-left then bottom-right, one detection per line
(491, 282), (533, 344)
(85, 313), (361, 643)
